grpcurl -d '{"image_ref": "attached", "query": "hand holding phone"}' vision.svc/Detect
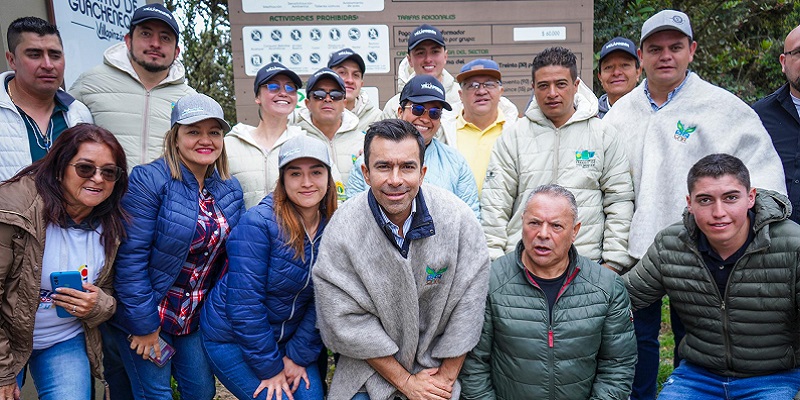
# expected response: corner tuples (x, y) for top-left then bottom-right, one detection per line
(49, 271), (84, 318)
(128, 331), (176, 368)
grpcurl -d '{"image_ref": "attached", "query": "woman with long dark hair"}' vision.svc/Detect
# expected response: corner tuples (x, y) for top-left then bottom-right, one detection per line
(0, 124), (128, 400)
(201, 135), (337, 400)
(107, 93), (244, 399)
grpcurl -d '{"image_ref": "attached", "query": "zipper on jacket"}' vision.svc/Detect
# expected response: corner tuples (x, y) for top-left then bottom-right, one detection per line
(141, 90), (152, 165)
(277, 228), (320, 343)
(551, 129), (560, 183)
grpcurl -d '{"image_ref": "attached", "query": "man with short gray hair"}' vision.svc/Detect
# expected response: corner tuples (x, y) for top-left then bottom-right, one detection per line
(461, 184), (636, 398)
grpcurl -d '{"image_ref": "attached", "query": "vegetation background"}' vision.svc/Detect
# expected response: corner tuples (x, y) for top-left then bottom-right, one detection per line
(162, 0), (799, 396)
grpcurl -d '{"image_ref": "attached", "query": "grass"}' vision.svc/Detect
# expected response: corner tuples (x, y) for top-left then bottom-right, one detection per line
(657, 297), (676, 392)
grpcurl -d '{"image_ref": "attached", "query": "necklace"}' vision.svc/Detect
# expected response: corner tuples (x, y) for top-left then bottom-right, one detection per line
(9, 80), (54, 152)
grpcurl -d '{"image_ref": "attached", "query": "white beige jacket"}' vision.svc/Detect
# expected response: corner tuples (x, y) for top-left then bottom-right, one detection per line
(480, 80), (636, 271)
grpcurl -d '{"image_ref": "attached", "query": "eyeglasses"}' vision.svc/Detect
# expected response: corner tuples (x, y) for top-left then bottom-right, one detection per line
(462, 81), (501, 92)
(264, 83), (298, 93)
(309, 89), (345, 101)
(404, 104), (443, 120)
(70, 162), (123, 182)
(784, 48), (800, 58)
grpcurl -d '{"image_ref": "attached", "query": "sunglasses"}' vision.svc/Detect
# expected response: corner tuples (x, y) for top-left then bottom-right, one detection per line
(264, 83), (297, 93)
(309, 89), (345, 101)
(70, 162), (123, 182)
(405, 104), (443, 120)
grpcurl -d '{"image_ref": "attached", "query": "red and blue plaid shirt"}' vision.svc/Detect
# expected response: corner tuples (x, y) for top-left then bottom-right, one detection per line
(159, 189), (230, 335)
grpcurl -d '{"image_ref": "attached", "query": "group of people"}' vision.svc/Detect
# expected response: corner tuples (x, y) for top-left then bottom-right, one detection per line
(0, 3), (799, 400)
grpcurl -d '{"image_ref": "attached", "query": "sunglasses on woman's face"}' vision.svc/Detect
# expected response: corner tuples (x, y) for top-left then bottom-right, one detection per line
(264, 82), (297, 94)
(405, 104), (443, 120)
(309, 89), (345, 101)
(70, 162), (123, 182)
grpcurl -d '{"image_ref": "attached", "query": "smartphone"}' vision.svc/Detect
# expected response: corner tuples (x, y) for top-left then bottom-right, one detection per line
(49, 271), (84, 318)
(127, 334), (176, 368)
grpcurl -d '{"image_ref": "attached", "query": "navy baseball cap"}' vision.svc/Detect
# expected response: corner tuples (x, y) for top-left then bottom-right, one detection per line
(400, 75), (452, 110)
(456, 59), (502, 83)
(253, 62), (303, 95)
(327, 48), (365, 74)
(599, 37), (639, 65)
(171, 93), (231, 132)
(306, 68), (346, 92)
(130, 4), (180, 38)
(408, 24), (446, 51)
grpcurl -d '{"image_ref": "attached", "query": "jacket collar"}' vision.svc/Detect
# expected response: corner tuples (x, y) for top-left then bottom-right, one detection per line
(0, 71), (75, 110)
(103, 42), (188, 86)
(368, 186), (435, 257)
(775, 83), (800, 125)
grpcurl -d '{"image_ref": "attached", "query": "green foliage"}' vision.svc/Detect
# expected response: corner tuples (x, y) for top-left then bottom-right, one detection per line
(658, 298), (674, 392)
(594, 0), (800, 103)
(165, 0), (236, 123)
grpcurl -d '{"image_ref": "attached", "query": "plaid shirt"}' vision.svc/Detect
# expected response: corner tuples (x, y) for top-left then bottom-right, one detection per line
(159, 189), (230, 335)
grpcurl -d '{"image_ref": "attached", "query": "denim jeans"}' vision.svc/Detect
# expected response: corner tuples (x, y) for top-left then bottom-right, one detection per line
(105, 323), (216, 400)
(100, 323), (134, 400)
(659, 360), (800, 399)
(15, 333), (92, 400)
(203, 339), (324, 400)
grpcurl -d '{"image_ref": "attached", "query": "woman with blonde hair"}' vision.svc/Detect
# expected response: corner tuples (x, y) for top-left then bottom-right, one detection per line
(107, 93), (244, 399)
(202, 135), (336, 400)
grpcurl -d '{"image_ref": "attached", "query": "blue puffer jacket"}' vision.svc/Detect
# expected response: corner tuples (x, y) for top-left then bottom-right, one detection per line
(201, 194), (326, 380)
(113, 158), (244, 336)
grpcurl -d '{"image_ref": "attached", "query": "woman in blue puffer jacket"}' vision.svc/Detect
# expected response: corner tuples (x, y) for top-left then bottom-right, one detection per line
(106, 93), (244, 399)
(201, 135), (337, 400)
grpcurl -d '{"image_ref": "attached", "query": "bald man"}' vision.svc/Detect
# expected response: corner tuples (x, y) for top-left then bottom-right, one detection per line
(753, 24), (800, 223)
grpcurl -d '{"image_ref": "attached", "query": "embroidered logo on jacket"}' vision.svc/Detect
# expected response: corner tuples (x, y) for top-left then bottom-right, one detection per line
(673, 120), (697, 143)
(425, 266), (448, 285)
(575, 150), (596, 168)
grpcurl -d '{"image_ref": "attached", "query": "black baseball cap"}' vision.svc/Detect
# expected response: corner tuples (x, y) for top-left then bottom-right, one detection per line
(253, 62), (303, 95)
(599, 37), (639, 66)
(306, 68), (346, 92)
(408, 24), (446, 51)
(130, 4), (180, 38)
(327, 48), (365, 74)
(400, 75), (452, 110)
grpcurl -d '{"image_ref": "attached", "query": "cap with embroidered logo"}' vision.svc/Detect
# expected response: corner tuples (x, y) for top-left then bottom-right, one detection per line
(599, 37), (639, 66)
(278, 135), (331, 169)
(253, 62), (303, 95)
(640, 9), (692, 44)
(327, 48), (366, 74)
(408, 24), (446, 51)
(170, 93), (230, 132)
(400, 75), (452, 110)
(130, 3), (180, 38)
(306, 68), (346, 92)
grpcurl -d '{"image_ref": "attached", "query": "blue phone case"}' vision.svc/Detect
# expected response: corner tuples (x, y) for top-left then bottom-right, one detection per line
(49, 271), (83, 318)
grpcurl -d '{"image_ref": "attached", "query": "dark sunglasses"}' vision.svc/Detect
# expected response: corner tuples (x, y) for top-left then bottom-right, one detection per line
(264, 83), (297, 93)
(70, 162), (123, 182)
(310, 89), (345, 101)
(405, 104), (442, 120)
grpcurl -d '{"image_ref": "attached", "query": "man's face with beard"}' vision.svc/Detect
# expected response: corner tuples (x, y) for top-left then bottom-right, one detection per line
(780, 26), (800, 97)
(125, 20), (180, 73)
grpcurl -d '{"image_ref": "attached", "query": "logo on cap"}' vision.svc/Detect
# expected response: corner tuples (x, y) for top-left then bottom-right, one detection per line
(180, 107), (205, 118)
(280, 148), (301, 162)
(605, 41), (631, 49)
(338, 50), (354, 56)
(141, 6), (174, 21)
(671, 15), (684, 24)
(265, 65), (282, 72)
(421, 82), (444, 96)
(414, 29), (438, 37)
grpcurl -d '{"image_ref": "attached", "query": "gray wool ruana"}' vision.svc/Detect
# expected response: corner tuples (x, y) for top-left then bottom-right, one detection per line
(313, 184), (490, 400)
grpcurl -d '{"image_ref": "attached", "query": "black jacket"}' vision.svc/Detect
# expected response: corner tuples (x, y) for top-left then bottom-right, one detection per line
(753, 83), (800, 222)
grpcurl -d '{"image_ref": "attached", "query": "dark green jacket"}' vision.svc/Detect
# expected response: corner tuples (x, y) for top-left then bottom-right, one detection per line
(460, 242), (636, 399)
(624, 189), (800, 378)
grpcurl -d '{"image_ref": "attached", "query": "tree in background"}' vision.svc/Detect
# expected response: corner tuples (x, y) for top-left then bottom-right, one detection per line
(165, 0), (236, 122)
(594, 0), (800, 104)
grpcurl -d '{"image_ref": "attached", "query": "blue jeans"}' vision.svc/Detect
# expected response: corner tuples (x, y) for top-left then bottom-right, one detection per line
(659, 360), (800, 399)
(16, 333), (91, 400)
(203, 339), (323, 400)
(106, 324), (215, 400)
(100, 323), (134, 400)
(632, 299), (686, 400)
